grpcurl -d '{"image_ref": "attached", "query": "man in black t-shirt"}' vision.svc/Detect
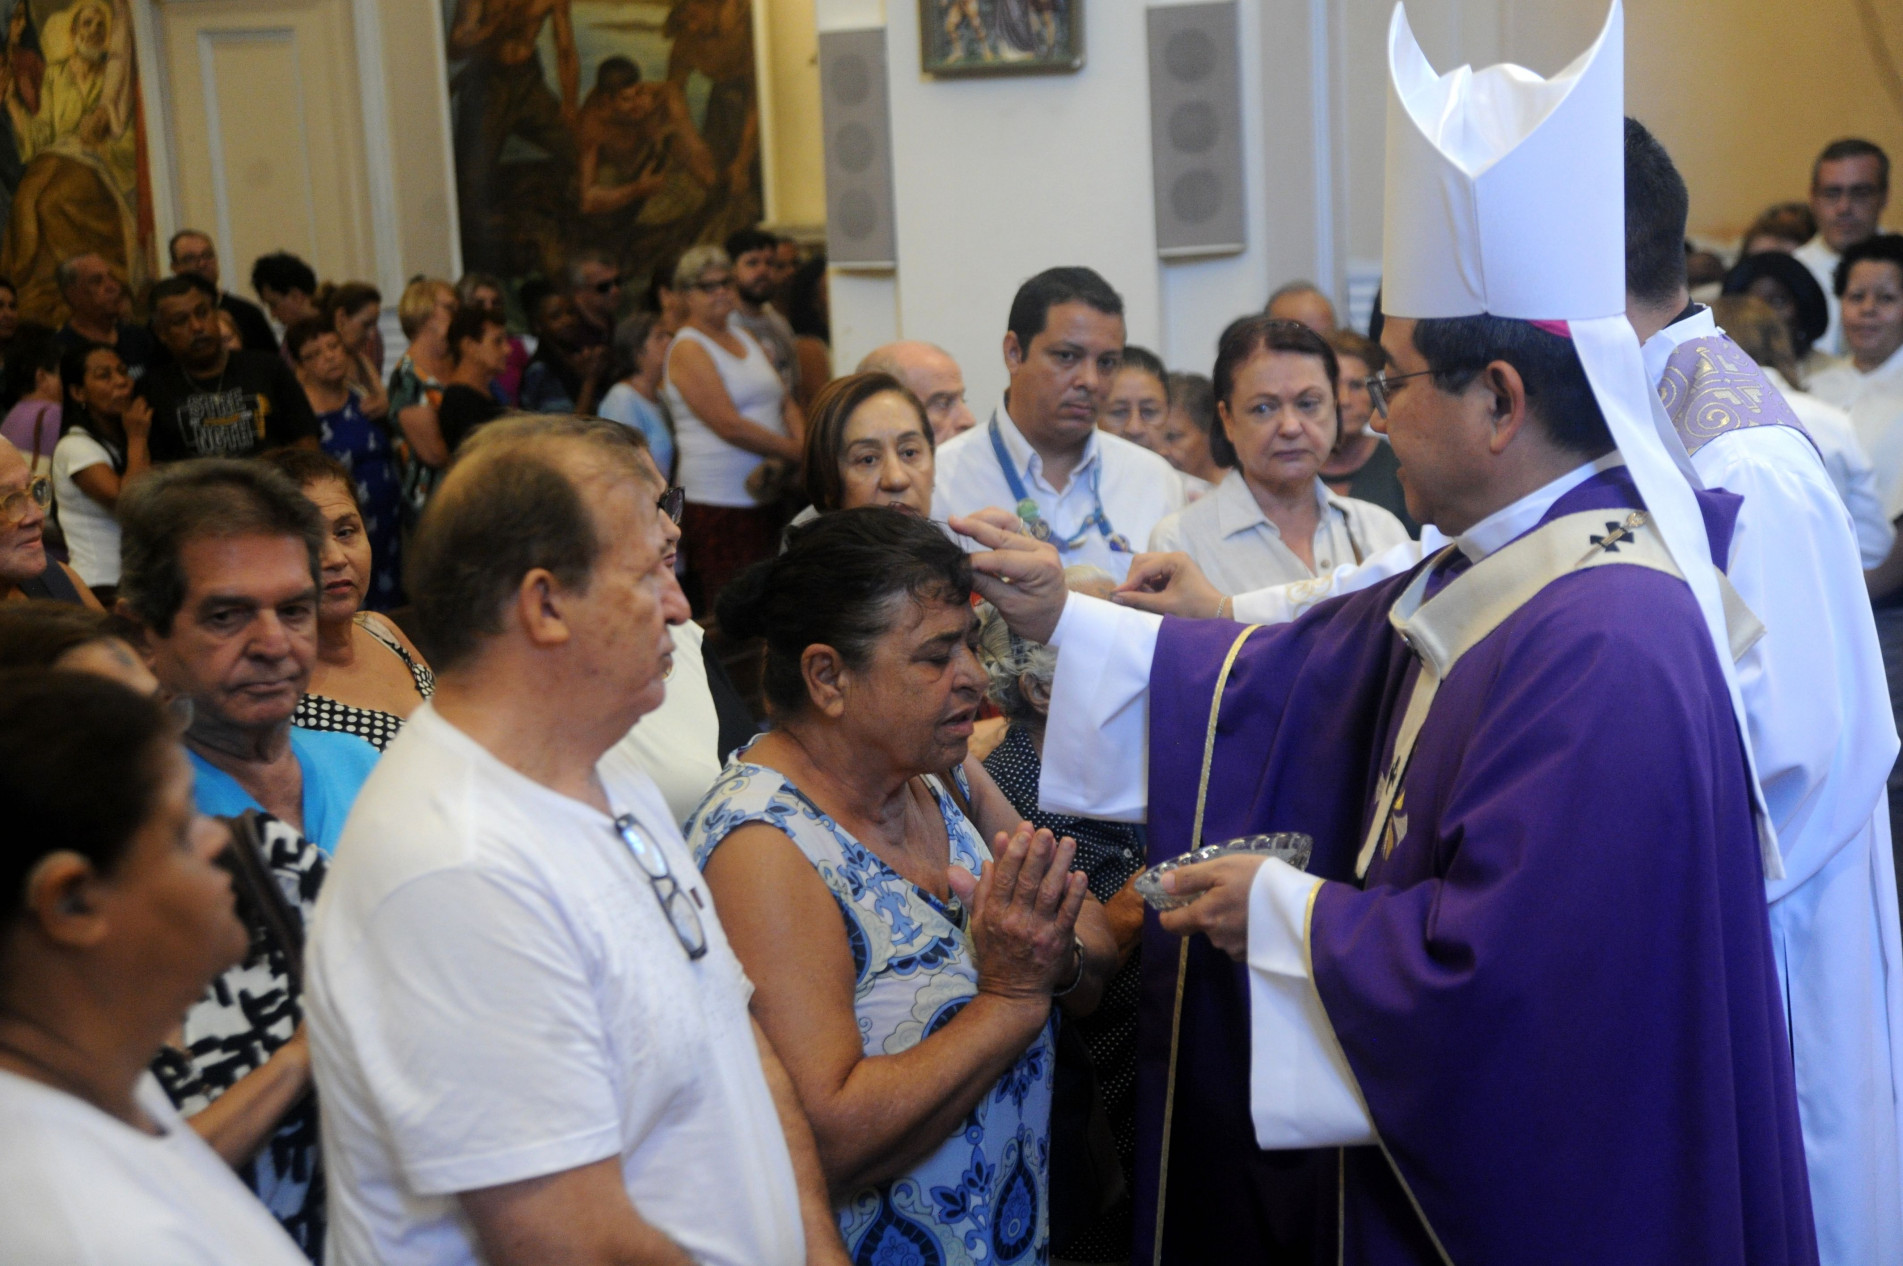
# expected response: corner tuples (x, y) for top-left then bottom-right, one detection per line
(140, 274), (319, 463)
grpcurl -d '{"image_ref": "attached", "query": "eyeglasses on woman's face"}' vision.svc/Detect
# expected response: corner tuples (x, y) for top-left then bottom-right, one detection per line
(0, 476), (50, 525)
(691, 275), (734, 294)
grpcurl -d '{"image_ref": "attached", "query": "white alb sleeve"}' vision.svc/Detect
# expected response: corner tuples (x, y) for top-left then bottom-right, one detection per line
(1247, 859), (1376, 1148)
(1230, 532), (1440, 627)
(1039, 593), (1162, 823)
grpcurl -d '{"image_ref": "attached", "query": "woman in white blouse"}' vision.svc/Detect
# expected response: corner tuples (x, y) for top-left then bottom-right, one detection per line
(1148, 315), (1409, 594)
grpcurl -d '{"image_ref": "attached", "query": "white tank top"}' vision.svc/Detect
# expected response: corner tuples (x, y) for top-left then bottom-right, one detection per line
(663, 322), (787, 507)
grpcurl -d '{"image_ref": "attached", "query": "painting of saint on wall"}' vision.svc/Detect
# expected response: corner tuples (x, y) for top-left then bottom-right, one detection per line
(0, 0), (155, 324)
(922, 0), (1083, 77)
(445, 0), (762, 295)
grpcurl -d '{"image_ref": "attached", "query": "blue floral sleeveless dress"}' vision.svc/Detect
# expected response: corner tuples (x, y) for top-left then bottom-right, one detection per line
(686, 757), (1055, 1266)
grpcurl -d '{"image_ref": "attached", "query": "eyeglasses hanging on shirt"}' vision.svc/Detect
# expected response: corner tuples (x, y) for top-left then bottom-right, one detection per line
(611, 813), (707, 959)
(988, 416), (1131, 555)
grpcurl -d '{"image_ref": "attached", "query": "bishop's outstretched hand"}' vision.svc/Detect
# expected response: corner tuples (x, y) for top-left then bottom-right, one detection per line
(950, 509), (1071, 644)
(1114, 551), (1227, 620)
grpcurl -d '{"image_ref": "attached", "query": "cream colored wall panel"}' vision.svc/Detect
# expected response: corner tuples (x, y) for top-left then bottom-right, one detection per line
(158, 0), (376, 289)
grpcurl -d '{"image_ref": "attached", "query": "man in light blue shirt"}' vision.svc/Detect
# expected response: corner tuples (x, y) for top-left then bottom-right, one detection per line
(118, 460), (376, 854)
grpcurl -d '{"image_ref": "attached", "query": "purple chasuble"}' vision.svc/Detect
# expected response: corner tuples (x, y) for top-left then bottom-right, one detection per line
(1657, 333), (1813, 456)
(1135, 468), (1816, 1266)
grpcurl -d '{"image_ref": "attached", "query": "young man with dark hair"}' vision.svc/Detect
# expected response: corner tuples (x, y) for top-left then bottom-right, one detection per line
(932, 265), (1182, 581)
(249, 251), (321, 330)
(170, 229), (279, 354)
(142, 274), (320, 462)
(724, 227), (799, 395)
(1796, 137), (1892, 355)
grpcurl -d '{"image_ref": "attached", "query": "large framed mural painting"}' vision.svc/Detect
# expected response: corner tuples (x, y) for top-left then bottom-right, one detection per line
(0, 0), (155, 324)
(445, 0), (763, 298)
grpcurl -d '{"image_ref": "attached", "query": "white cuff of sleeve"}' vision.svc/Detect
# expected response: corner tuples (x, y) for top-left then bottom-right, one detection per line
(1038, 593), (1160, 823)
(1247, 858), (1376, 1149)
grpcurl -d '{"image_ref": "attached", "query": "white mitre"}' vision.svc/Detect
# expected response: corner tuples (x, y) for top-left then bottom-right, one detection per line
(1381, 0), (1780, 876)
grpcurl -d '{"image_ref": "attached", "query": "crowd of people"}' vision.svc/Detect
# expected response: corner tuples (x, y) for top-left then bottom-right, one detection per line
(0, 45), (1901, 1263)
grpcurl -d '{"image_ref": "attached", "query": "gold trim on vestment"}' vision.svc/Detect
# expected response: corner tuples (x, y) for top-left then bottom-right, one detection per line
(1152, 623), (1261, 1266)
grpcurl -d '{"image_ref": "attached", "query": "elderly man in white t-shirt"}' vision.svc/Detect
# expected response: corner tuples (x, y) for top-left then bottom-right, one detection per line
(305, 415), (847, 1266)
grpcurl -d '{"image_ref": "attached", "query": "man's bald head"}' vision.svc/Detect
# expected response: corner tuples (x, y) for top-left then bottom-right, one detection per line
(1265, 282), (1337, 335)
(858, 341), (975, 442)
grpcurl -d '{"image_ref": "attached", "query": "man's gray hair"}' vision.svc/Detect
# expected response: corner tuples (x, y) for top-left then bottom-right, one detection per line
(975, 601), (1058, 725)
(118, 460), (325, 636)
(1267, 280), (1324, 305)
(410, 414), (656, 671)
(673, 245), (731, 291)
(857, 346), (905, 377)
(55, 254), (101, 297)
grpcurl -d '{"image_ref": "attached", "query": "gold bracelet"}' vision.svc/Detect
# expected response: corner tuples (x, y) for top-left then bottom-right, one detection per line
(1216, 594), (1233, 621)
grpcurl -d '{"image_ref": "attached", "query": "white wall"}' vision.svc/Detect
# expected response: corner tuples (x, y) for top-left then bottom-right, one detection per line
(817, 0), (1319, 402)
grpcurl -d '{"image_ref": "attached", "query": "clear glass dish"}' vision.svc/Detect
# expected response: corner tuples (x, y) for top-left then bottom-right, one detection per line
(1133, 832), (1315, 911)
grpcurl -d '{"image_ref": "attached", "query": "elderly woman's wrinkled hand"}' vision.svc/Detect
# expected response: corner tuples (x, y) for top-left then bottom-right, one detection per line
(1155, 854), (1270, 960)
(948, 822), (1088, 1003)
(948, 511), (1070, 645)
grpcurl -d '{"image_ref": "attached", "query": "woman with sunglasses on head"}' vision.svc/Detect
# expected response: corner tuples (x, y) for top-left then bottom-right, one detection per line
(1147, 316), (1410, 596)
(663, 245), (804, 615)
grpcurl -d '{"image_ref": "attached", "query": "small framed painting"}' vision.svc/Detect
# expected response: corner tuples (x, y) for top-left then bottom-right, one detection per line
(921, 0), (1084, 77)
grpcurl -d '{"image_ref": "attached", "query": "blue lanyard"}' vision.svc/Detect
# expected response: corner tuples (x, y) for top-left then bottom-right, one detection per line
(988, 415), (1131, 554)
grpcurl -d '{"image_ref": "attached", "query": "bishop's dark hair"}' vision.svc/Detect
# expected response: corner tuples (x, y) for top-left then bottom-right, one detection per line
(1624, 117), (1690, 306)
(1410, 317), (1612, 457)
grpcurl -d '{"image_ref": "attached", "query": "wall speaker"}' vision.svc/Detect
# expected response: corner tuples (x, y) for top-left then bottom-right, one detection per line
(818, 28), (897, 269)
(1147, 2), (1245, 258)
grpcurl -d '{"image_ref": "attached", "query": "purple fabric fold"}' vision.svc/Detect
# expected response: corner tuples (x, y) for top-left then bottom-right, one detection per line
(1135, 468), (1813, 1265)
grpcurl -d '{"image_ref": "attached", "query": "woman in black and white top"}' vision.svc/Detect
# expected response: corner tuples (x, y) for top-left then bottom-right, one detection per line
(50, 341), (151, 604)
(260, 449), (433, 752)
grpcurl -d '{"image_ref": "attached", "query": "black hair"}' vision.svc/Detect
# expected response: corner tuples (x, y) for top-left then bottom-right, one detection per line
(1623, 117), (1690, 305)
(717, 507), (973, 718)
(250, 251), (318, 298)
(787, 255), (829, 342)
(57, 339), (129, 463)
(445, 304), (506, 364)
(724, 227), (779, 263)
(1721, 252), (1829, 354)
(149, 271), (219, 310)
(118, 460), (326, 636)
(1834, 234), (1903, 298)
(256, 445), (361, 512)
(3, 326), (61, 408)
(1814, 138), (1890, 192)
(1118, 344), (1166, 389)
(0, 601), (136, 669)
(594, 55), (642, 94)
(1006, 266), (1123, 353)
(1410, 316), (1612, 456)
(1208, 315), (1340, 468)
(0, 670), (173, 926)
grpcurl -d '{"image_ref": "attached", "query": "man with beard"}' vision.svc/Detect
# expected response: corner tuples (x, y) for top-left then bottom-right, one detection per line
(724, 227), (798, 397)
(141, 274), (317, 463)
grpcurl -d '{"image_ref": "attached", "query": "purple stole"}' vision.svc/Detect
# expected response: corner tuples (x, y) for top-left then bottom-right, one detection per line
(1657, 333), (1813, 456)
(1134, 468), (1817, 1265)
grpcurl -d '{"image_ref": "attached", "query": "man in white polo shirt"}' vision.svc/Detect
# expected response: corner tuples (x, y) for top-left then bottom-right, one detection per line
(932, 267), (1183, 581)
(305, 415), (846, 1266)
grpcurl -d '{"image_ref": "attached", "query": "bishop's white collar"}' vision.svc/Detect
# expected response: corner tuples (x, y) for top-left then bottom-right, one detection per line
(1455, 452), (1625, 564)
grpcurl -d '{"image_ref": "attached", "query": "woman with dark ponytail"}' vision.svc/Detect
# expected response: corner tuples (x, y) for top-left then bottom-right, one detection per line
(688, 508), (1117, 1266)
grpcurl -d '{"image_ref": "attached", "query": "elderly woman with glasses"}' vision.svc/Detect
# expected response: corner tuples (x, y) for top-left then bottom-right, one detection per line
(686, 508), (1116, 1266)
(0, 436), (100, 607)
(663, 244), (805, 615)
(1147, 316), (1410, 596)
